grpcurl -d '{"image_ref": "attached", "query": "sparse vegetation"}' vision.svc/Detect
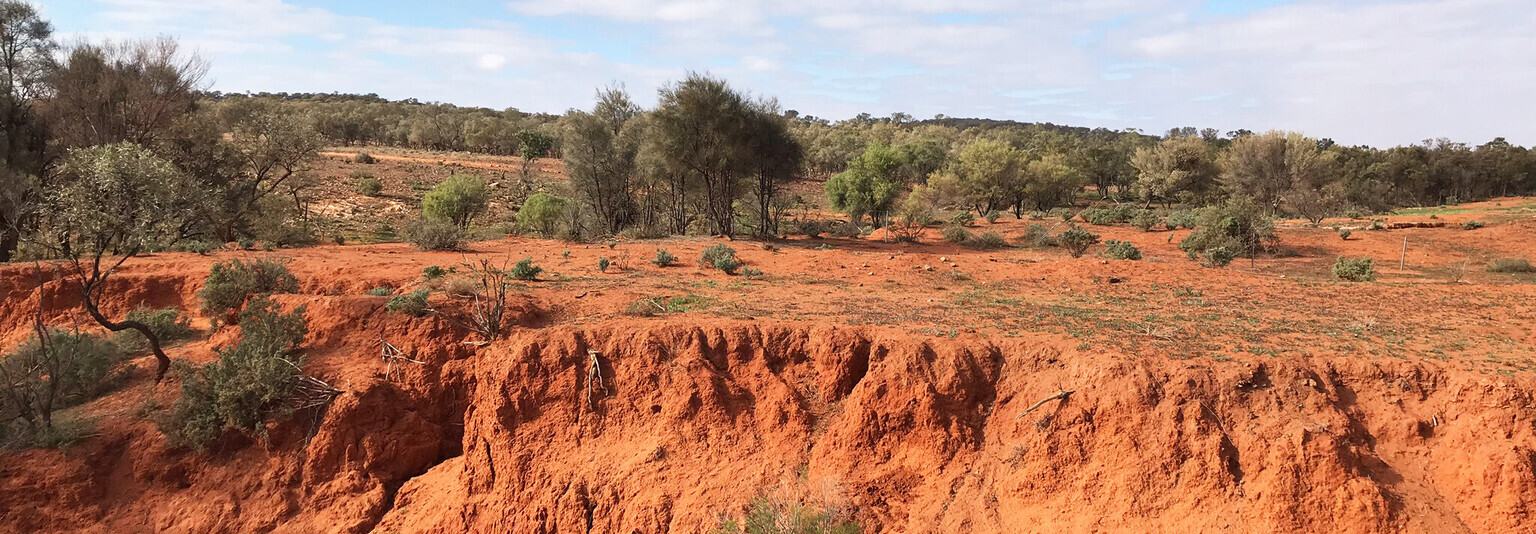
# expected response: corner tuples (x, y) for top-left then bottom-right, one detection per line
(1488, 257), (1534, 273)
(386, 290), (431, 317)
(422, 265), (447, 279)
(353, 152), (376, 164)
(967, 231), (1008, 250)
(115, 307), (195, 353)
(652, 249), (678, 267)
(1461, 220), (1485, 230)
(1021, 223), (1056, 248)
(942, 225), (972, 244)
(700, 244), (742, 275)
(712, 497), (859, 534)
(1333, 257), (1377, 282)
(199, 258), (300, 318)
(1179, 197), (1277, 265)
(1104, 240), (1141, 260)
(366, 286), (393, 297)
(406, 218), (465, 251)
(0, 329), (125, 441)
(510, 258), (542, 280)
(352, 171), (382, 196)
(1057, 227), (1101, 258)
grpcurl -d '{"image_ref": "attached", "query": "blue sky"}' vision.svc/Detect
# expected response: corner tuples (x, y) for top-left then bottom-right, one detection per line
(37, 0), (1536, 146)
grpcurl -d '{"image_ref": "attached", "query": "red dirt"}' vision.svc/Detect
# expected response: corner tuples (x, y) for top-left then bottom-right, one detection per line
(2, 197), (1535, 533)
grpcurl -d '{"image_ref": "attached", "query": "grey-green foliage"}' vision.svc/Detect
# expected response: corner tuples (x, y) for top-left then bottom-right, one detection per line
(700, 244), (741, 274)
(1022, 223), (1056, 248)
(1178, 196), (1276, 265)
(652, 248), (677, 267)
(510, 258), (542, 280)
(1333, 257), (1376, 282)
(967, 231), (1008, 250)
(518, 193), (568, 237)
(161, 296), (307, 451)
(942, 225), (972, 244)
(1104, 240), (1141, 260)
(115, 307), (195, 353)
(199, 258), (300, 318)
(712, 497), (859, 534)
(421, 173), (488, 227)
(0, 330), (124, 426)
(406, 218), (464, 251)
(562, 87), (641, 234)
(1057, 227), (1101, 258)
(386, 289), (430, 317)
(1488, 257), (1534, 273)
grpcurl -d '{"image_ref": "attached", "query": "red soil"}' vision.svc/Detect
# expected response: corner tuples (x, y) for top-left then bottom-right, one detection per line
(1, 197), (1535, 533)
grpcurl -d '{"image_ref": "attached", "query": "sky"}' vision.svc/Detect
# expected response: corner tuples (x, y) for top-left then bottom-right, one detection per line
(36, 0), (1536, 147)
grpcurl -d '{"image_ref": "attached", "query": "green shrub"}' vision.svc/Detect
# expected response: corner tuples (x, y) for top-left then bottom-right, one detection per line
(116, 307), (195, 353)
(967, 231), (1008, 250)
(199, 258), (300, 318)
(386, 289), (431, 317)
(422, 265), (447, 279)
(652, 249), (677, 267)
(422, 174), (488, 227)
(161, 296), (308, 451)
(950, 211), (975, 227)
(1057, 227), (1100, 258)
(1104, 240), (1141, 260)
(366, 286), (393, 297)
(1022, 223), (1056, 248)
(353, 152), (376, 164)
(373, 223), (398, 242)
(1461, 220), (1485, 230)
(1333, 257), (1376, 281)
(796, 220), (823, 238)
(1179, 197), (1276, 265)
(1203, 246), (1236, 267)
(1, 330), (125, 420)
(1131, 210), (1160, 231)
(1488, 257), (1535, 273)
(177, 240), (219, 255)
(517, 193), (568, 237)
(352, 172), (383, 196)
(1369, 219), (1386, 231)
(237, 237), (256, 250)
(25, 415), (96, 452)
(1337, 228), (1352, 240)
(406, 218), (464, 251)
(511, 258), (542, 280)
(712, 497), (858, 534)
(942, 225), (973, 244)
(983, 210), (1001, 224)
(598, 257), (611, 272)
(1165, 209), (1198, 229)
(741, 267), (765, 279)
(1081, 205), (1137, 226)
(700, 244), (741, 275)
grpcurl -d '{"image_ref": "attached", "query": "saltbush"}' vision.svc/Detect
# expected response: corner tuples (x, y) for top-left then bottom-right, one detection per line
(1057, 227), (1101, 258)
(1021, 223), (1056, 248)
(1461, 220), (1485, 230)
(700, 244), (741, 275)
(1333, 257), (1376, 282)
(353, 152), (376, 164)
(967, 231), (1008, 250)
(712, 497), (859, 534)
(1488, 257), (1535, 273)
(941, 225), (973, 244)
(352, 171), (382, 196)
(510, 258), (542, 280)
(386, 289), (431, 317)
(1179, 197), (1276, 266)
(406, 218), (464, 251)
(1131, 210), (1160, 231)
(199, 258), (300, 318)
(652, 249), (677, 267)
(1104, 240), (1142, 260)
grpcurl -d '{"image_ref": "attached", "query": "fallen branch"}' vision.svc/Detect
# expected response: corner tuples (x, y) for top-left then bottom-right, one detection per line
(586, 350), (608, 411)
(1016, 390), (1075, 418)
(381, 338), (425, 380)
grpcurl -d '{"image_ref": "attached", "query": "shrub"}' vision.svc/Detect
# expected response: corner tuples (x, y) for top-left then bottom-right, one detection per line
(1488, 257), (1535, 273)
(1337, 228), (1352, 240)
(510, 258), (542, 280)
(598, 257), (611, 272)
(1179, 197), (1276, 265)
(1104, 240), (1141, 260)
(422, 174), (488, 227)
(406, 218), (464, 251)
(386, 289), (431, 317)
(1369, 219), (1386, 231)
(652, 249), (677, 267)
(1057, 227), (1100, 258)
(622, 297), (666, 317)
(1203, 246), (1236, 267)
(712, 497), (858, 534)
(199, 258), (300, 318)
(700, 244), (741, 275)
(443, 276), (478, 298)
(942, 225), (973, 244)
(422, 265), (447, 279)
(161, 296), (308, 451)
(1, 330), (125, 424)
(1461, 220), (1485, 230)
(237, 237), (256, 250)
(373, 223), (398, 242)
(352, 172), (383, 196)
(177, 240), (219, 255)
(983, 210), (1001, 224)
(1165, 209), (1198, 229)
(1022, 223), (1056, 248)
(1131, 210), (1160, 231)
(366, 286), (393, 297)
(828, 221), (861, 238)
(353, 152), (376, 164)
(1081, 205), (1137, 226)
(950, 211), (975, 227)
(517, 193), (568, 237)
(967, 231), (1008, 250)
(25, 415), (96, 452)
(796, 220), (823, 238)
(116, 307), (195, 353)
(1333, 257), (1376, 281)
(741, 267), (765, 279)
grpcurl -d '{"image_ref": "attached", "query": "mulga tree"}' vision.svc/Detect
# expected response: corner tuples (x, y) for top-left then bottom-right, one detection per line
(0, 0), (55, 262)
(562, 86), (642, 234)
(742, 99), (802, 237)
(651, 73), (756, 236)
(38, 143), (201, 382)
(1131, 134), (1219, 207)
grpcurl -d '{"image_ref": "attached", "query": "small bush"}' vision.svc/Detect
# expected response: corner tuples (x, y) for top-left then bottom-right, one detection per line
(443, 276), (478, 298)
(422, 265), (447, 279)
(712, 497), (858, 534)
(422, 174), (489, 227)
(741, 267), (765, 279)
(406, 218), (464, 251)
(1132, 210), (1160, 231)
(598, 257), (611, 272)
(983, 210), (1001, 224)
(352, 173), (383, 196)
(700, 244), (741, 275)
(199, 258), (300, 318)
(1369, 219), (1386, 231)
(652, 249), (677, 267)
(1461, 220), (1485, 230)
(26, 415), (96, 452)
(967, 231), (1008, 250)
(622, 297), (666, 317)
(942, 225), (973, 244)
(517, 193), (568, 237)
(1488, 257), (1535, 273)
(177, 240), (219, 255)
(828, 221), (861, 238)
(372, 223), (398, 242)
(366, 286), (393, 297)
(162, 297), (308, 451)
(1179, 197), (1277, 265)
(1203, 246), (1236, 267)
(1103, 240), (1141, 260)
(1057, 227), (1100, 258)
(796, 220), (823, 238)
(386, 289), (431, 317)
(1081, 205), (1137, 226)
(1333, 257), (1376, 281)
(510, 258), (541, 280)
(237, 237), (256, 250)
(1165, 209), (1198, 229)
(1337, 228), (1352, 240)
(353, 152), (376, 164)
(116, 307), (195, 353)
(2, 330), (125, 421)
(950, 211), (975, 227)
(1022, 223), (1056, 248)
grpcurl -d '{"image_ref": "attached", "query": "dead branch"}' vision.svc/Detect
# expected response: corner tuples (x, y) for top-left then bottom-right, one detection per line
(380, 338), (424, 380)
(1016, 390), (1075, 419)
(586, 350), (608, 411)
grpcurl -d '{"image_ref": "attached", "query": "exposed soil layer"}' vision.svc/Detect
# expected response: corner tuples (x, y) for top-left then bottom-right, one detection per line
(1, 196), (1534, 533)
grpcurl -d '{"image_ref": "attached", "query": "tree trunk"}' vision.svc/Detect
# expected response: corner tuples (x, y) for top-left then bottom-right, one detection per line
(81, 281), (171, 382)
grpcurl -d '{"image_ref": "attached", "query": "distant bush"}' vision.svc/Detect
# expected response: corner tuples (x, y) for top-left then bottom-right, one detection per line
(422, 174), (488, 227)
(161, 296), (308, 451)
(1461, 220), (1485, 230)
(1021, 223), (1056, 248)
(1488, 257), (1535, 273)
(177, 240), (219, 255)
(365, 286), (393, 297)
(983, 210), (1001, 224)
(1165, 209), (1198, 229)
(1203, 246), (1236, 267)
(1131, 210), (1159, 231)
(372, 223), (398, 242)
(598, 257), (611, 272)
(517, 193), (568, 237)
(199, 258), (300, 318)
(353, 152), (376, 164)
(712, 497), (858, 534)
(941, 225), (972, 244)
(406, 218), (464, 251)
(422, 265), (447, 279)
(352, 172), (383, 196)
(967, 231), (1008, 250)
(116, 307), (195, 353)
(700, 244), (741, 274)
(1081, 205), (1137, 226)
(950, 211), (975, 227)
(828, 221), (862, 238)
(652, 249), (677, 267)
(1103, 240), (1141, 260)
(386, 289), (431, 317)
(795, 220), (823, 238)
(741, 267), (765, 279)
(1333, 257), (1376, 282)
(1179, 197), (1276, 266)
(1057, 227), (1100, 258)
(510, 258), (542, 280)
(1337, 228), (1352, 240)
